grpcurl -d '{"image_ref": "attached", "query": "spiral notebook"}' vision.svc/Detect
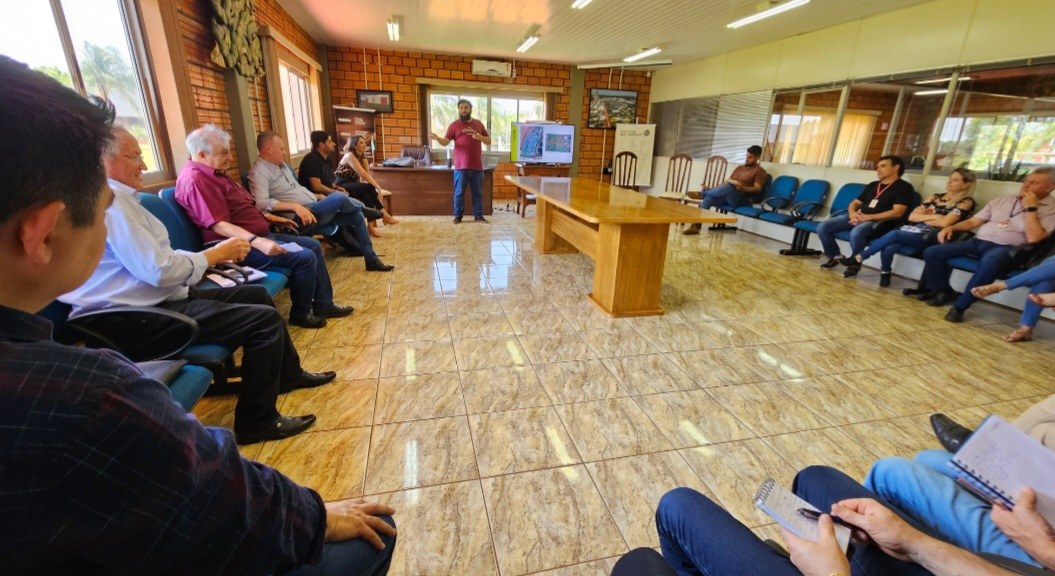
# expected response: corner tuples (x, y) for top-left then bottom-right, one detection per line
(754, 478), (851, 551)
(951, 415), (1055, 523)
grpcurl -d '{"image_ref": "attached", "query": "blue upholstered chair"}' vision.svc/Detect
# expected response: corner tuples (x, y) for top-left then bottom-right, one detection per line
(758, 179), (830, 226)
(735, 175), (798, 218)
(781, 182), (865, 256)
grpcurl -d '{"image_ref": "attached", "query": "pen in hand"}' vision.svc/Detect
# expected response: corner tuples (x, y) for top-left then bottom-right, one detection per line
(797, 507), (859, 530)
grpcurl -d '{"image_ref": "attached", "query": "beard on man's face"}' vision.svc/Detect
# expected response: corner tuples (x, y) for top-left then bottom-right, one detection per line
(459, 113), (472, 122)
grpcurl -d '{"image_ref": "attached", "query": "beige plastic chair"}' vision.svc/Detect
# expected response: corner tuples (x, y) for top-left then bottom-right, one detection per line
(611, 151), (638, 190)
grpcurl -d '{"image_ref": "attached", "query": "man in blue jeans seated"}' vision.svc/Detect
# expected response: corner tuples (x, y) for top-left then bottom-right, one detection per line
(818, 155), (915, 271)
(683, 145), (767, 235)
(176, 124), (354, 329)
(248, 130), (394, 272)
(904, 167), (1055, 323)
(652, 462), (1055, 575)
(0, 55), (396, 576)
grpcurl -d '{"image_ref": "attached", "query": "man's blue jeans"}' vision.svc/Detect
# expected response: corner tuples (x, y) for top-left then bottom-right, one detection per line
(920, 238), (1016, 310)
(243, 233), (333, 318)
(866, 457), (1040, 567)
(816, 215), (880, 259)
(858, 229), (934, 273)
(288, 515), (396, 576)
(656, 466), (934, 576)
(700, 183), (742, 210)
(453, 169), (484, 218)
(305, 193), (379, 262)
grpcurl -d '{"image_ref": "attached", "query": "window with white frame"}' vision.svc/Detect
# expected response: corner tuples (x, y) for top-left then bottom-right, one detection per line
(278, 62), (314, 154)
(0, 0), (169, 181)
(428, 88), (545, 153)
(260, 28), (323, 159)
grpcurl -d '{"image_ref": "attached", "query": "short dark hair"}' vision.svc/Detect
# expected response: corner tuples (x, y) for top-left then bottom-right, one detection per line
(457, 99), (472, 109)
(747, 145), (763, 156)
(0, 56), (111, 228)
(879, 154), (906, 177)
(310, 130), (331, 151)
(256, 130), (280, 151)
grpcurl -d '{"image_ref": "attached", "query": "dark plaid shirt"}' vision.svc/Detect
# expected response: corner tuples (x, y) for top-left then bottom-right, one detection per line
(0, 305), (325, 575)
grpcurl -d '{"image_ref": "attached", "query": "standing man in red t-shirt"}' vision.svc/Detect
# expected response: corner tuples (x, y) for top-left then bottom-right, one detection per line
(429, 99), (491, 223)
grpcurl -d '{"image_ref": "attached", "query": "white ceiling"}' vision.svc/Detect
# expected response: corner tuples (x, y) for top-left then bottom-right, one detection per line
(278, 0), (938, 67)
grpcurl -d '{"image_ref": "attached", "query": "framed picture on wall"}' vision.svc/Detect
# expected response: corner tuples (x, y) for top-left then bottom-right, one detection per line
(357, 90), (394, 113)
(588, 89), (637, 129)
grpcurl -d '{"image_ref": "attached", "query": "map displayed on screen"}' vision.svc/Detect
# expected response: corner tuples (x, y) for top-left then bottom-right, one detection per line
(511, 123), (575, 164)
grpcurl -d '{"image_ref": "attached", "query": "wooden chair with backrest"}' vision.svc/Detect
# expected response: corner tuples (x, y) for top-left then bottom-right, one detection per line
(685, 155), (729, 207)
(611, 151), (638, 190)
(656, 153), (694, 202)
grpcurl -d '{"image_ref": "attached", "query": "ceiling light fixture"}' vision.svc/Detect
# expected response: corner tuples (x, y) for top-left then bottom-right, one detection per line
(915, 89), (949, 96)
(571, 0), (594, 8)
(914, 76), (971, 85)
(516, 34), (540, 53)
(624, 47), (661, 63)
(386, 16), (401, 42)
(727, 0), (809, 29)
(577, 59), (672, 70)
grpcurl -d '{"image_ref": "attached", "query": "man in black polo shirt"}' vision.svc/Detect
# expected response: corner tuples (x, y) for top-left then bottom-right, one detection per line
(817, 155), (915, 274)
(297, 130), (341, 194)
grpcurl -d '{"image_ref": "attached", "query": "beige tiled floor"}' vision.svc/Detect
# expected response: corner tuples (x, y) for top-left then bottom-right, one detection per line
(193, 206), (1055, 576)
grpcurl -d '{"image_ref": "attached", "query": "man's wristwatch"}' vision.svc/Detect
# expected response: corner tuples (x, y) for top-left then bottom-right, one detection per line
(1025, 207), (1038, 212)
(247, 235), (258, 242)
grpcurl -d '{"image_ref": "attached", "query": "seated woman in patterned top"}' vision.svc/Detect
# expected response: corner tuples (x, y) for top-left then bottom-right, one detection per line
(843, 167), (977, 286)
(334, 135), (398, 237)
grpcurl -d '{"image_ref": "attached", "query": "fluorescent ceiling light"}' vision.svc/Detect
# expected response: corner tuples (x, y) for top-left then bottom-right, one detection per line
(577, 59), (672, 70)
(624, 47), (661, 63)
(915, 89), (949, 96)
(727, 0), (809, 29)
(386, 16), (400, 41)
(914, 76), (971, 85)
(571, 0), (594, 8)
(516, 34), (540, 53)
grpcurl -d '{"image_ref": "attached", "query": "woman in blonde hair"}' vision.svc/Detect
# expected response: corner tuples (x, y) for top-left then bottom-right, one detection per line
(843, 167), (977, 287)
(334, 134), (398, 237)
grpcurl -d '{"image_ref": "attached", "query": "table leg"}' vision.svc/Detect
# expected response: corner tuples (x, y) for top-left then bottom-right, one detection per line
(535, 199), (577, 254)
(589, 222), (670, 316)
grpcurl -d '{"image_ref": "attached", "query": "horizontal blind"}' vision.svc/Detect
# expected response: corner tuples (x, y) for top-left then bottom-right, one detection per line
(650, 90), (771, 159)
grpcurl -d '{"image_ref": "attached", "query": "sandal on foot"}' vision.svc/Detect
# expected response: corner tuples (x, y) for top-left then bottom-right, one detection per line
(971, 283), (1004, 299)
(1003, 328), (1034, 343)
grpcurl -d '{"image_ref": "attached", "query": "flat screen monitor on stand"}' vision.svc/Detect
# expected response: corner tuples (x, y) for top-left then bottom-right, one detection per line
(510, 122), (575, 165)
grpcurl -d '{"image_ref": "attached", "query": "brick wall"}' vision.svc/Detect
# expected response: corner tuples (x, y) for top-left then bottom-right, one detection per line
(579, 68), (653, 183)
(326, 46), (652, 199)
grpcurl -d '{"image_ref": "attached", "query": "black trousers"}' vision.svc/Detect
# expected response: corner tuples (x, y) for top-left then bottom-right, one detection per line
(157, 285), (302, 432)
(611, 548), (676, 576)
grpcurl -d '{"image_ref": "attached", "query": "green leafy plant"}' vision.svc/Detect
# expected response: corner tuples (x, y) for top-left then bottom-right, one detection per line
(209, 0), (264, 79)
(986, 159), (1028, 182)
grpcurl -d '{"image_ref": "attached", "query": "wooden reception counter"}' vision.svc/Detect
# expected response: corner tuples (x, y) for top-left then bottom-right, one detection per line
(371, 165), (494, 216)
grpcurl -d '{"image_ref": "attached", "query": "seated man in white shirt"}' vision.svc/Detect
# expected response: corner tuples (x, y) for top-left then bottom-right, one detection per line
(248, 131), (393, 272)
(59, 125), (335, 445)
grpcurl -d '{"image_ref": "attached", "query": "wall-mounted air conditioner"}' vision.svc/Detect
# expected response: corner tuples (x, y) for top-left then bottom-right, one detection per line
(471, 59), (512, 78)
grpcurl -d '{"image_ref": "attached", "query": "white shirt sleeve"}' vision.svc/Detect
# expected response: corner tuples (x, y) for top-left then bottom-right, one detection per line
(106, 192), (209, 288)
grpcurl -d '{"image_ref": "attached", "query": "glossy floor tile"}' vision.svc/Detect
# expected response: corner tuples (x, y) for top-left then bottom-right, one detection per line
(190, 210), (1050, 575)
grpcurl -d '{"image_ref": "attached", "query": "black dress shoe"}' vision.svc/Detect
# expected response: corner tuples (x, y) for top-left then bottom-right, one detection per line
(820, 257), (842, 269)
(843, 264), (861, 278)
(280, 370), (337, 393)
(474, 216), (489, 223)
(930, 413), (973, 453)
(927, 291), (958, 307)
(453, 216), (463, 224)
(838, 256), (859, 267)
(366, 260), (395, 272)
(236, 414), (317, 445)
(903, 287), (929, 296)
(289, 313), (327, 328)
(944, 307), (965, 323)
(315, 303), (354, 318)
(879, 273), (892, 287)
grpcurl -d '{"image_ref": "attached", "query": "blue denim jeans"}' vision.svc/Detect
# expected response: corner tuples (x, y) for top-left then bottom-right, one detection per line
(700, 183), (741, 209)
(305, 193), (379, 262)
(816, 215), (881, 259)
(865, 457), (1040, 567)
(858, 228), (933, 272)
(453, 169), (484, 218)
(1004, 254), (1055, 327)
(288, 515), (396, 576)
(243, 233), (333, 318)
(656, 466), (933, 576)
(920, 238), (1016, 310)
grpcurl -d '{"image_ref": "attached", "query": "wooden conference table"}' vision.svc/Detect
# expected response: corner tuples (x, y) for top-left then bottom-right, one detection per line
(505, 176), (737, 317)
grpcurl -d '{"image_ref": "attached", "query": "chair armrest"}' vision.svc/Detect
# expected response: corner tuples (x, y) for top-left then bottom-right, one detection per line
(66, 306), (200, 362)
(790, 201), (824, 221)
(209, 262), (251, 283)
(830, 209), (849, 218)
(763, 197), (792, 212)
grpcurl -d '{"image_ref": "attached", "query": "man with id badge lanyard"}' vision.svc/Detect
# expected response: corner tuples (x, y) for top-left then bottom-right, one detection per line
(907, 167), (1055, 322)
(818, 156), (915, 271)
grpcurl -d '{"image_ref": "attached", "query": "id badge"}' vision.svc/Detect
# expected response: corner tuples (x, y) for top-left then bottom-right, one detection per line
(868, 199), (879, 208)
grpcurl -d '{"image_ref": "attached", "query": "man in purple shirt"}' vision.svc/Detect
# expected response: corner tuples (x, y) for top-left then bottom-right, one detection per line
(175, 124), (353, 329)
(0, 55), (395, 576)
(429, 99), (491, 223)
(906, 167), (1055, 322)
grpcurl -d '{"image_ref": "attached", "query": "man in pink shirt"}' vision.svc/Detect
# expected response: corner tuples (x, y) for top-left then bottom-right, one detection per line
(429, 99), (491, 223)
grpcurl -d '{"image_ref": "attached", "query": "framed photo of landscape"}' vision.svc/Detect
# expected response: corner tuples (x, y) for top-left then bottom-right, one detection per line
(589, 89), (638, 129)
(357, 90), (394, 113)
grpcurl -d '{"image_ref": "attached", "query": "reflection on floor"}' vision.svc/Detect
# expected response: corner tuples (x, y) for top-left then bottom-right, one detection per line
(193, 205), (1054, 576)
